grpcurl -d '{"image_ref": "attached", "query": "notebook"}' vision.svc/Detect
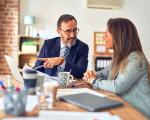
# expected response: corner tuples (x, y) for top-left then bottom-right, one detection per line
(59, 93), (123, 111)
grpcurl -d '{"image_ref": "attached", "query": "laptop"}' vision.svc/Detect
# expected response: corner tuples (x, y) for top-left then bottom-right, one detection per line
(59, 93), (123, 111)
(4, 55), (24, 84)
(4, 55), (59, 86)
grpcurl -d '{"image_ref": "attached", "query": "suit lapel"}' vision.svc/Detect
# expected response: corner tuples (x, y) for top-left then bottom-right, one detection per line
(67, 40), (78, 61)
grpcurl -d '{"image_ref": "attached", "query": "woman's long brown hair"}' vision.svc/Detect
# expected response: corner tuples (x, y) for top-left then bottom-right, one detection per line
(107, 18), (150, 83)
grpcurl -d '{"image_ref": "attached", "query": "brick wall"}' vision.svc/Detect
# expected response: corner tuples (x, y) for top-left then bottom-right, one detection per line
(0, 0), (19, 75)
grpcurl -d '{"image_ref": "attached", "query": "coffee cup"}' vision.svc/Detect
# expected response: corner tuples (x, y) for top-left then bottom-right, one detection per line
(58, 72), (73, 88)
(22, 68), (37, 94)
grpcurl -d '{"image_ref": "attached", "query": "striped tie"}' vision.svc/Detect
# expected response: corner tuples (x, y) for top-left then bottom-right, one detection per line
(60, 46), (70, 58)
(57, 46), (70, 73)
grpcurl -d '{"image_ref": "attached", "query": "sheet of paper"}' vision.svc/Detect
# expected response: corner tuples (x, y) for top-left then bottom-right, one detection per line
(57, 88), (106, 97)
(24, 65), (59, 82)
(26, 95), (38, 111)
(3, 111), (122, 120)
(3, 115), (121, 120)
(0, 95), (38, 112)
(3, 116), (121, 120)
(39, 111), (122, 120)
(0, 96), (4, 109)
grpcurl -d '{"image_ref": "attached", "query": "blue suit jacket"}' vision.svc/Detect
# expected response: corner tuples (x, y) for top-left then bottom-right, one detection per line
(34, 37), (89, 79)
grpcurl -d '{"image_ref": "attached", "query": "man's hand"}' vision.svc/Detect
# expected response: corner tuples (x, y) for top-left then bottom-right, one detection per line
(82, 70), (96, 84)
(37, 57), (64, 68)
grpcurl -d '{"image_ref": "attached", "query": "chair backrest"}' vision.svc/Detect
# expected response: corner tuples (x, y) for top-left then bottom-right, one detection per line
(95, 57), (112, 71)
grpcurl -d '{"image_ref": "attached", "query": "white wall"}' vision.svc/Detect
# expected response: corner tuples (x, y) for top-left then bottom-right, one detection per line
(20, 0), (150, 69)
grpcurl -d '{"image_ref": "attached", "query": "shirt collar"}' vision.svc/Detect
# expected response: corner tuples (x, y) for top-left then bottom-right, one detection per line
(60, 39), (76, 49)
(60, 41), (66, 49)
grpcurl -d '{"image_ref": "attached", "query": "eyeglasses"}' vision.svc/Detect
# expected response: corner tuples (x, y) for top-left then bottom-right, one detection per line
(60, 28), (79, 35)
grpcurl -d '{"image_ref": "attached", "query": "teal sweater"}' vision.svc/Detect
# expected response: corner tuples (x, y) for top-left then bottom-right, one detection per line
(93, 52), (150, 119)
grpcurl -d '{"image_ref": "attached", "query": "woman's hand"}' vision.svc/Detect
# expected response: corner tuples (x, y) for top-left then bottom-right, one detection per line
(38, 57), (64, 68)
(83, 70), (96, 84)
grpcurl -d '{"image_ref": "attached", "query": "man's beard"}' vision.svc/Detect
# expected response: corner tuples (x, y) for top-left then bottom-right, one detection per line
(67, 37), (76, 46)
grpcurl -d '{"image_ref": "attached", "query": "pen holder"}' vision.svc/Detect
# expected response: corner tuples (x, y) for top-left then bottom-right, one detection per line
(4, 91), (27, 116)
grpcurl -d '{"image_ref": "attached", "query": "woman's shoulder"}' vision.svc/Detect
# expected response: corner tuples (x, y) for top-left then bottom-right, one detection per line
(127, 51), (148, 68)
(128, 51), (145, 60)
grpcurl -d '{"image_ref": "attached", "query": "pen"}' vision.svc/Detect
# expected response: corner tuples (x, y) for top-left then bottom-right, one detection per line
(0, 80), (6, 90)
(34, 65), (44, 70)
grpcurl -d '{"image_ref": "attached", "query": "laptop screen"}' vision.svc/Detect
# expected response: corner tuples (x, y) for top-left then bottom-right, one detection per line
(4, 55), (24, 84)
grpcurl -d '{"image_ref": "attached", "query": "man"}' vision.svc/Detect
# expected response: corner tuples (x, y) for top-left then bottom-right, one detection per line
(34, 14), (89, 79)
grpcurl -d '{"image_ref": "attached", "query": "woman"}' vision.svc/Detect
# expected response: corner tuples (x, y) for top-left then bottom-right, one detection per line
(83, 18), (150, 118)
